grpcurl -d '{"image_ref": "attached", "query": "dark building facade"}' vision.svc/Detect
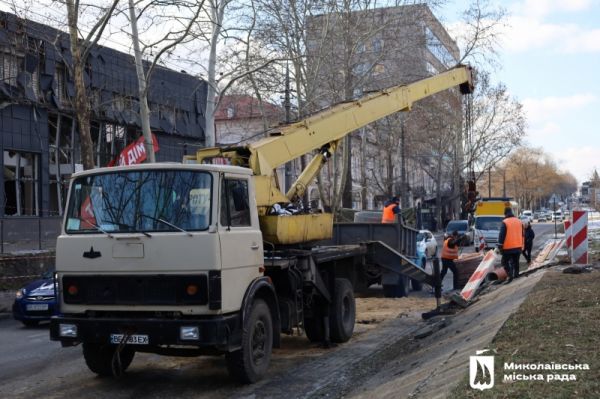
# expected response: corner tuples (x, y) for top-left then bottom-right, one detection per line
(0, 12), (207, 252)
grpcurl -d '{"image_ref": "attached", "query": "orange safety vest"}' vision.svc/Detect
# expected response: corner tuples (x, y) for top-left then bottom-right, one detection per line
(441, 238), (459, 260)
(381, 203), (397, 223)
(502, 217), (524, 250)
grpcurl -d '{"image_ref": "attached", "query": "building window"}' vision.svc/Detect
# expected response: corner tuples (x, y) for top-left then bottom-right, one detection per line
(0, 51), (23, 87)
(226, 106), (235, 119)
(425, 27), (457, 67)
(352, 62), (369, 77)
(48, 114), (75, 216)
(55, 65), (68, 106)
(373, 63), (386, 76)
(426, 61), (438, 76)
(4, 150), (39, 216)
(372, 38), (383, 52)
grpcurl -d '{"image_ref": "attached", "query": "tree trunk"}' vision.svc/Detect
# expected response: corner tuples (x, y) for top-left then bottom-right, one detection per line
(66, 0), (94, 170)
(129, 0), (155, 163)
(205, 1), (225, 147)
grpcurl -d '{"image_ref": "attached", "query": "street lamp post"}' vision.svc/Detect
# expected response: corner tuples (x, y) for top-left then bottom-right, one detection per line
(553, 197), (557, 239)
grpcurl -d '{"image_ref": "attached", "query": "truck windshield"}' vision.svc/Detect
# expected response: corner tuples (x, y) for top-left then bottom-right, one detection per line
(65, 170), (212, 234)
(475, 217), (503, 231)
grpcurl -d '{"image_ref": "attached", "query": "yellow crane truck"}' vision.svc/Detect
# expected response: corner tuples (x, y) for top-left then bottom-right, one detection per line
(50, 66), (474, 383)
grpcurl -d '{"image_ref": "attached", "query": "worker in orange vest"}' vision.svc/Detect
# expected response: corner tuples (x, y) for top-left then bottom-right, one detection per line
(497, 207), (524, 282)
(381, 196), (401, 223)
(440, 230), (460, 290)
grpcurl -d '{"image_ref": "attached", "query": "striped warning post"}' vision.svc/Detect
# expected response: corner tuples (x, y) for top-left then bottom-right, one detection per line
(460, 250), (498, 302)
(478, 233), (486, 252)
(572, 210), (588, 264)
(564, 220), (572, 251)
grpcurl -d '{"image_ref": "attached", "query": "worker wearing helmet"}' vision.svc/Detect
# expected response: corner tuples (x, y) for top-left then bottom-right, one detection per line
(381, 196), (401, 223)
(498, 207), (524, 282)
(440, 230), (460, 290)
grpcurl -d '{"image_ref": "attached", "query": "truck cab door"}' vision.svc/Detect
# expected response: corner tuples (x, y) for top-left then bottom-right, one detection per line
(218, 174), (263, 313)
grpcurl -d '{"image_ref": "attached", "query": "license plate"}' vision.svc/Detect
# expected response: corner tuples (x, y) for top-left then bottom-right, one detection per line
(26, 304), (48, 311)
(110, 334), (149, 345)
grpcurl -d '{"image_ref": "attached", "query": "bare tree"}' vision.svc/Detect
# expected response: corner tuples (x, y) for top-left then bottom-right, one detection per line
(464, 71), (526, 183)
(126, 0), (204, 163)
(64, 0), (119, 170)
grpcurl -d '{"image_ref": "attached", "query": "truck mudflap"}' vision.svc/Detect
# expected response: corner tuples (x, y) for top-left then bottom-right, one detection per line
(49, 313), (242, 352)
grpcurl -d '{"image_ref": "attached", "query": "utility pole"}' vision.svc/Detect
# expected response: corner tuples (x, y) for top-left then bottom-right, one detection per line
(284, 62), (292, 193)
(503, 169), (506, 197)
(400, 118), (409, 209)
(553, 196), (557, 239)
(488, 167), (492, 198)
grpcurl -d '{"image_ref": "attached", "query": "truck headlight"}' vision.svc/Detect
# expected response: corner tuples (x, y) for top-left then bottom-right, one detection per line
(180, 326), (199, 340)
(59, 323), (78, 338)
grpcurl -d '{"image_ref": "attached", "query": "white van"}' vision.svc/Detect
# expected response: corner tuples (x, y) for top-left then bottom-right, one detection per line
(521, 210), (533, 223)
(551, 210), (563, 222)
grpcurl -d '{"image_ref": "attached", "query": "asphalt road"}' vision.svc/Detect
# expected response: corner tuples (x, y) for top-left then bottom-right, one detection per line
(0, 222), (560, 399)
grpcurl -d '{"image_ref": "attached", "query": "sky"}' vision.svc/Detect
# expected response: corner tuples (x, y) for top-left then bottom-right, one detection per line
(0, 0), (597, 183)
(442, 0), (600, 183)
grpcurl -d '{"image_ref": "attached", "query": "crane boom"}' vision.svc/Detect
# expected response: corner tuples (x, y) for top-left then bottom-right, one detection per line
(185, 65), (474, 244)
(248, 65), (472, 175)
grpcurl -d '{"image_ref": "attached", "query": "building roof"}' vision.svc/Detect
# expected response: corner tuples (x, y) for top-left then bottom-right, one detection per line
(215, 95), (282, 121)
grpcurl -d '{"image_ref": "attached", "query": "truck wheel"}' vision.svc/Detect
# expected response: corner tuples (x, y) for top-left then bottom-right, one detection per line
(303, 316), (325, 343)
(226, 299), (272, 384)
(329, 278), (355, 343)
(83, 343), (135, 377)
(411, 260), (425, 291)
(382, 284), (396, 298)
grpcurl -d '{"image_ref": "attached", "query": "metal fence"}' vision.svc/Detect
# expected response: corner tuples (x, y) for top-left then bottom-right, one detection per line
(0, 217), (62, 253)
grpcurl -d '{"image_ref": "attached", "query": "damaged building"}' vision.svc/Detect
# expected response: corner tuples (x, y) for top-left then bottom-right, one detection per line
(0, 11), (207, 252)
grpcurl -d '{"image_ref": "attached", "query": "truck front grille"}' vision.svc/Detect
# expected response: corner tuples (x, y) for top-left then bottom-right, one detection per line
(62, 275), (208, 306)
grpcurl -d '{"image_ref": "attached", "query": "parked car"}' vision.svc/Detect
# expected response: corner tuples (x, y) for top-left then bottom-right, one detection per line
(416, 229), (438, 258)
(520, 210), (533, 223)
(445, 219), (471, 246)
(12, 271), (58, 327)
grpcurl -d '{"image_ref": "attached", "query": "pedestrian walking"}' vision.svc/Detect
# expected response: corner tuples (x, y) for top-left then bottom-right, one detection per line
(522, 221), (535, 264)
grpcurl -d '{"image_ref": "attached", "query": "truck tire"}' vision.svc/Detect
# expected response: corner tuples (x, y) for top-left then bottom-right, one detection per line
(329, 278), (355, 343)
(303, 316), (325, 343)
(411, 259), (425, 291)
(83, 343), (135, 377)
(226, 299), (273, 384)
(383, 276), (409, 298)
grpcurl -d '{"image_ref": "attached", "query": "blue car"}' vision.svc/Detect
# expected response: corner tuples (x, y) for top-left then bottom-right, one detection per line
(12, 271), (58, 327)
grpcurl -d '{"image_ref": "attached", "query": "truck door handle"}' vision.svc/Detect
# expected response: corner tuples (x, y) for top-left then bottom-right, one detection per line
(250, 244), (260, 250)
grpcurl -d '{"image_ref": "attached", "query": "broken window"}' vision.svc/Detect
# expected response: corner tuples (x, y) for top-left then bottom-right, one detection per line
(0, 50), (23, 87)
(4, 150), (39, 216)
(48, 114), (75, 216)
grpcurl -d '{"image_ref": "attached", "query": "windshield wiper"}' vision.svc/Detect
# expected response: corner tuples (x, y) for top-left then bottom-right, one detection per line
(104, 219), (152, 238)
(139, 214), (192, 236)
(85, 221), (113, 238)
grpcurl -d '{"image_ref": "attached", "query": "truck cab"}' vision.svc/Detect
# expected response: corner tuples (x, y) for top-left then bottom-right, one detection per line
(51, 163), (280, 382)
